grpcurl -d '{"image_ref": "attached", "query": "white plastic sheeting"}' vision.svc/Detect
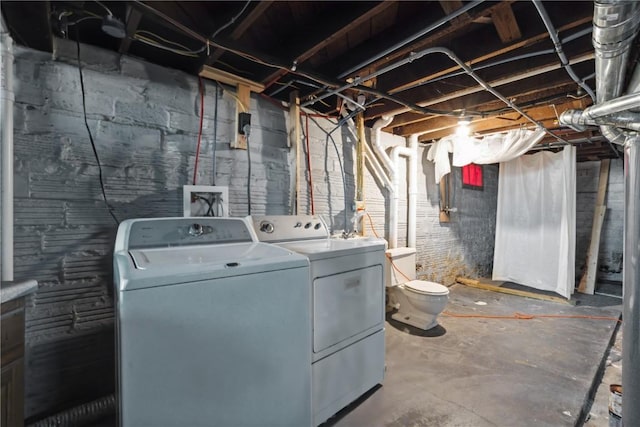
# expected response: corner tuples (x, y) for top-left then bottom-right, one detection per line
(426, 128), (546, 183)
(492, 146), (576, 298)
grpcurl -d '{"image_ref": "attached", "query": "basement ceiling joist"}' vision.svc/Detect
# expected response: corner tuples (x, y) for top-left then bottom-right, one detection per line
(1, 0), (618, 159)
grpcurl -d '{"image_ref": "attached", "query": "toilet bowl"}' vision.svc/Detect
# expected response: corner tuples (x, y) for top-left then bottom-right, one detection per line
(386, 248), (449, 330)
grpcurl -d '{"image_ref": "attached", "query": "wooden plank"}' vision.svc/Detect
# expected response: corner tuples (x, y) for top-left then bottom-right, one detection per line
(596, 159), (611, 206)
(343, 1), (515, 80)
(578, 206), (607, 294)
(492, 2), (521, 43)
(205, 1), (274, 66)
(289, 92), (301, 212)
(386, 16), (592, 96)
(261, 1), (396, 86)
(578, 159), (610, 294)
(405, 98), (583, 140)
(232, 84), (251, 150)
(439, 0), (469, 24)
(199, 66), (265, 93)
(456, 277), (572, 305)
(119, 6), (143, 54)
(381, 51), (594, 122)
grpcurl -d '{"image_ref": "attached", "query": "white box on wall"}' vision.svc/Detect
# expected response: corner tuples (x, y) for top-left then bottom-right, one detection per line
(182, 185), (229, 217)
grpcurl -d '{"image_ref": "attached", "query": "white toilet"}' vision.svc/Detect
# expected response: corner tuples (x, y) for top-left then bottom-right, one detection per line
(386, 247), (449, 330)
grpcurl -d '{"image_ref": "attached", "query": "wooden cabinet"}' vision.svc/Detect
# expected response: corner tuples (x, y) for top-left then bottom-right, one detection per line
(1, 297), (25, 427)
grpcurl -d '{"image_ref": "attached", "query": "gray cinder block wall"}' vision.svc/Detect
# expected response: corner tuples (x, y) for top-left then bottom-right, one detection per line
(12, 39), (292, 420)
(576, 159), (624, 283)
(11, 39), (497, 420)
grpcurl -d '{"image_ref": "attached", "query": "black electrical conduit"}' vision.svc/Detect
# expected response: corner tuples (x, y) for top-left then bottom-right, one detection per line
(131, 1), (482, 118)
(532, 0), (596, 103)
(133, 0), (568, 143)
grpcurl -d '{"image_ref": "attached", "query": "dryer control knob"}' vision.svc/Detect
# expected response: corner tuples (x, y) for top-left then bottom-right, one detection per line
(260, 222), (275, 233)
(188, 223), (204, 236)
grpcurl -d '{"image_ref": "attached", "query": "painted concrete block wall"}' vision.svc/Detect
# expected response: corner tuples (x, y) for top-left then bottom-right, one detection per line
(12, 39), (499, 420)
(575, 159), (624, 283)
(299, 117), (499, 285)
(12, 39), (291, 420)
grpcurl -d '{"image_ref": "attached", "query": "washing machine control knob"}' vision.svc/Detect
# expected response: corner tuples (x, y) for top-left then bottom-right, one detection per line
(188, 223), (204, 236)
(260, 222), (275, 233)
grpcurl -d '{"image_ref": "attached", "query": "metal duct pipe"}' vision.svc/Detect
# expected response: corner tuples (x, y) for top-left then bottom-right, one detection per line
(1, 16), (14, 282)
(593, 0), (640, 103)
(589, 2), (640, 424)
(623, 136), (640, 426)
(532, 0), (596, 101)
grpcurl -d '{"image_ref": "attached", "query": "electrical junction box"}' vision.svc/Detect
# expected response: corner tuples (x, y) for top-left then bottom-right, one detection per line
(183, 185), (229, 217)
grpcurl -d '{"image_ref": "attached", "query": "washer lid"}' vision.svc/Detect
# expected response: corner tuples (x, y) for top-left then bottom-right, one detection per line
(405, 280), (449, 295)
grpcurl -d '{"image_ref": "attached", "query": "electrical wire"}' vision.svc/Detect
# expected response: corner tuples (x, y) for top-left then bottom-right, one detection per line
(193, 77), (205, 185)
(211, 0), (251, 40)
(441, 311), (621, 323)
(305, 114), (349, 232)
(94, 0), (113, 16)
(135, 30), (200, 52)
(212, 81), (219, 185)
(75, 32), (119, 225)
(245, 125), (252, 215)
(223, 89), (248, 112)
(133, 34), (200, 57)
(366, 212), (414, 282)
(304, 114), (315, 214)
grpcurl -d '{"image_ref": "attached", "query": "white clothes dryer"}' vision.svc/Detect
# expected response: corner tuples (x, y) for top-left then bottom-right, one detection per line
(252, 215), (387, 426)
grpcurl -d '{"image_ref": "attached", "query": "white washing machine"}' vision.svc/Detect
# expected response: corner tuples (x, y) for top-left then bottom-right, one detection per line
(252, 215), (387, 426)
(113, 217), (312, 427)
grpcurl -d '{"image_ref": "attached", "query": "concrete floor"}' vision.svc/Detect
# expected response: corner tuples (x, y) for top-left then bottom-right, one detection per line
(324, 283), (621, 427)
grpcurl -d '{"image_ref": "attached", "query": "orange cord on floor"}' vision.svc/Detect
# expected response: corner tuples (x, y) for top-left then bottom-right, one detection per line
(442, 311), (621, 323)
(365, 214), (619, 324)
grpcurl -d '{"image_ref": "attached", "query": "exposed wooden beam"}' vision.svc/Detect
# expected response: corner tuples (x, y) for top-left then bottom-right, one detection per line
(119, 6), (143, 54)
(414, 99), (585, 141)
(377, 51), (594, 121)
(199, 66), (265, 93)
(387, 16), (592, 95)
(342, 1), (514, 80)
(261, 1), (397, 86)
(491, 2), (521, 43)
(388, 81), (579, 131)
(439, 0), (469, 24)
(205, 1), (274, 66)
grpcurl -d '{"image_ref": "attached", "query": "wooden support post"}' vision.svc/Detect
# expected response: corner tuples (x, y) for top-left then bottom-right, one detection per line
(231, 84), (251, 150)
(439, 176), (450, 223)
(289, 91), (301, 214)
(578, 159), (610, 294)
(356, 113), (366, 235)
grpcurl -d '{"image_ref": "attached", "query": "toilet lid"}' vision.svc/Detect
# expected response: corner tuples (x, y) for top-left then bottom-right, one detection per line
(405, 280), (450, 295)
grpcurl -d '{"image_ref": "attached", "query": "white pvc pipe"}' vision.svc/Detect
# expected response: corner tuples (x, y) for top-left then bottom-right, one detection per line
(407, 135), (418, 249)
(371, 115), (395, 176)
(1, 17), (14, 282)
(363, 143), (393, 191)
(389, 144), (417, 249)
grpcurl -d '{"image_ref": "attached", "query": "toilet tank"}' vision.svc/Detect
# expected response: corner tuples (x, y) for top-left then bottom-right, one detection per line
(385, 247), (417, 286)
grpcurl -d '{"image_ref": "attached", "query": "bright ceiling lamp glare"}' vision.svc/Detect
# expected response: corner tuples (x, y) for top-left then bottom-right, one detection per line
(101, 15), (126, 38)
(456, 116), (472, 137)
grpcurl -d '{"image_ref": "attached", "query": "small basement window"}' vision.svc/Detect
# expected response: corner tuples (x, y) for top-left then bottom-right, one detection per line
(462, 163), (483, 190)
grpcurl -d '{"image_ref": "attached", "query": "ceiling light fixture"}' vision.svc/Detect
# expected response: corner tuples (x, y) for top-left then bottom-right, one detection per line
(456, 115), (471, 137)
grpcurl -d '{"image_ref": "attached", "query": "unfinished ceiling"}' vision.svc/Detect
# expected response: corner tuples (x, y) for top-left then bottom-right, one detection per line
(1, 0), (631, 161)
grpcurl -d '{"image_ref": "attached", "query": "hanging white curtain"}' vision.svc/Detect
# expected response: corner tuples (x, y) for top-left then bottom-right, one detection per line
(427, 128), (546, 183)
(492, 146), (576, 298)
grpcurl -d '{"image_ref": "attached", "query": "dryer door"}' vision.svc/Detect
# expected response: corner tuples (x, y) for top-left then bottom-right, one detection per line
(313, 264), (383, 353)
